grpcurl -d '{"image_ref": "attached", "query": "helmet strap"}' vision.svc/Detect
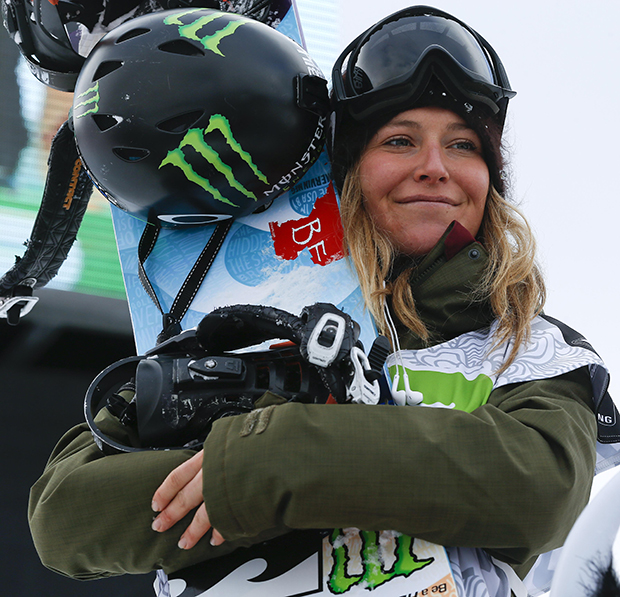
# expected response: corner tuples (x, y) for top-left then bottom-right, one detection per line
(137, 218), (233, 346)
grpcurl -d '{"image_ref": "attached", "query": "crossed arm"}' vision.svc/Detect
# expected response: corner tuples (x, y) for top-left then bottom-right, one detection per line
(151, 450), (225, 550)
(29, 368), (597, 580)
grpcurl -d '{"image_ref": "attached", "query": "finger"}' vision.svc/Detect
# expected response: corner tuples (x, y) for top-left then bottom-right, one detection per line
(211, 528), (226, 547)
(152, 467), (203, 533)
(177, 504), (213, 550)
(152, 450), (204, 512)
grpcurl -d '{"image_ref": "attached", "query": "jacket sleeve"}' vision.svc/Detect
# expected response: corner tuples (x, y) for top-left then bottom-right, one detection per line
(27, 407), (288, 580)
(29, 367), (596, 579)
(202, 367), (597, 570)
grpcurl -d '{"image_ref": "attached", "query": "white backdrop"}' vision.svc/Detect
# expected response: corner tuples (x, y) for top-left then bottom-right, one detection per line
(337, 0), (620, 404)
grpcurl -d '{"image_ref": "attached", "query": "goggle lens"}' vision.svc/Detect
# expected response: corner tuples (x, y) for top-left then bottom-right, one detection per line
(348, 14), (496, 94)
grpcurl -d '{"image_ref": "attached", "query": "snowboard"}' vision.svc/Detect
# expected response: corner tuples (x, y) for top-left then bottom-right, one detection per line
(108, 2), (457, 595)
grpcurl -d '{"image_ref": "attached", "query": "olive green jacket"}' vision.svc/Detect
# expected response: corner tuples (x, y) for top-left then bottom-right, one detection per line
(28, 228), (597, 582)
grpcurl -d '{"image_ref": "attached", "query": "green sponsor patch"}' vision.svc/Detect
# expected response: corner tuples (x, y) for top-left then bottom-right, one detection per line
(389, 366), (493, 412)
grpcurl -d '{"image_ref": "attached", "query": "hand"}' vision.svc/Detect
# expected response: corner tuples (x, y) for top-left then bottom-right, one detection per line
(151, 450), (225, 549)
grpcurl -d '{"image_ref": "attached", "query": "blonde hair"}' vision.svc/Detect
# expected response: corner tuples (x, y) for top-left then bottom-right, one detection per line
(339, 164), (546, 373)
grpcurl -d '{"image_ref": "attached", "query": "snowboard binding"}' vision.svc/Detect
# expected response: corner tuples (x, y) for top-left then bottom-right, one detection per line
(85, 303), (390, 454)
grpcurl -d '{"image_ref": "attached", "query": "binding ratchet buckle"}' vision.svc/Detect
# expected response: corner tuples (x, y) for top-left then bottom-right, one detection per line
(305, 311), (348, 367)
(0, 281), (39, 325)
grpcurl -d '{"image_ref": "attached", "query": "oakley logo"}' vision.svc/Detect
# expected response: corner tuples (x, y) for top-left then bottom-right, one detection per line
(74, 81), (99, 118)
(327, 529), (434, 593)
(160, 114), (268, 208)
(164, 10), (246, 56)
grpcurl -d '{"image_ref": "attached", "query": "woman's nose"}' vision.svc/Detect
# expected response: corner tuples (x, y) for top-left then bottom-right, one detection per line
(412, 145), (449, 183)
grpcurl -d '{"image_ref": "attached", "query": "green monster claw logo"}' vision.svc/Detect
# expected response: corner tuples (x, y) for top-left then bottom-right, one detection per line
(74, 81), (100, 118)
(163, 9), (246, 56)
(327, 529), (435, 594)
(159, 114), (268, 208)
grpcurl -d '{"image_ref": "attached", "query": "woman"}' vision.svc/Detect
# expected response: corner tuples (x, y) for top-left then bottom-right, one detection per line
(29, 6), (609, 597)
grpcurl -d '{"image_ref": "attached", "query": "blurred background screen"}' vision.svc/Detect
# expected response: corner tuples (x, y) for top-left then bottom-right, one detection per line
(0, 27), (126, 302)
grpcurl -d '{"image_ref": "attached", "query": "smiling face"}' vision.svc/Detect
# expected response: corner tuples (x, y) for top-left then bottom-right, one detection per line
(359, 106), (490, 256)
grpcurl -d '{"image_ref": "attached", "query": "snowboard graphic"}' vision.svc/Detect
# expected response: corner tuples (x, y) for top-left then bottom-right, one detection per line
(111, 151), (378, 354)
(159, 529), (457, 597)
(106, 2), (457, 595)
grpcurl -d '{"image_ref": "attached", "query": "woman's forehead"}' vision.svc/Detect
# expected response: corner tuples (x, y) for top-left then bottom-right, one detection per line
(375, 107), (480, 140)
(384, 107), (470, 128)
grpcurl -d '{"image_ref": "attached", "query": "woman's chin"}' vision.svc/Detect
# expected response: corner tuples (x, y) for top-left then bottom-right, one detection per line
(393, 224), (452, 257)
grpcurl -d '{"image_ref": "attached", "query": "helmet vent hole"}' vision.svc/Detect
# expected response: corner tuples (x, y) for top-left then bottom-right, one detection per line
(93, 60), (124, 81)
(157, 111), (205, 133)
(158, 40), (205, 57)
(93, 114), (123, 132)
(113, 147), (150, 162)
(116, 28), (151, 44)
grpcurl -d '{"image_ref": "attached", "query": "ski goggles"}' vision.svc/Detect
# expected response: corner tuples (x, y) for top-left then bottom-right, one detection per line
(332, 6), (516, 123)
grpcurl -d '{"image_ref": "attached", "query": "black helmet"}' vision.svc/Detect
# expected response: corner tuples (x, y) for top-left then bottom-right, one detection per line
(1, 1), (273, 91)
(72, 8), (329, 225)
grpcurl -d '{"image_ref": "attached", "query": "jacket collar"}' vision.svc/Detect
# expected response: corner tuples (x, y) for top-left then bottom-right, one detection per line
(398, 221), (495, 350)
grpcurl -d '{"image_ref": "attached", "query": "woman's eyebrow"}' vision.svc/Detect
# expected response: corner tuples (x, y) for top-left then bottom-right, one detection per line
(385, 118), (421, 129)
(446, 122), (475, 133)
(384, 119), (475, 133)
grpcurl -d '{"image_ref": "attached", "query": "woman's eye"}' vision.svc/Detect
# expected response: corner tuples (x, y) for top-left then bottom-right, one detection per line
(451, 140), (477, 151)
(385, 137), (412, 147)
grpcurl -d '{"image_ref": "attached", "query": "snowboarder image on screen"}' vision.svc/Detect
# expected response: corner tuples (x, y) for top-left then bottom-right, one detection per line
(26, 5), (620, 597)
